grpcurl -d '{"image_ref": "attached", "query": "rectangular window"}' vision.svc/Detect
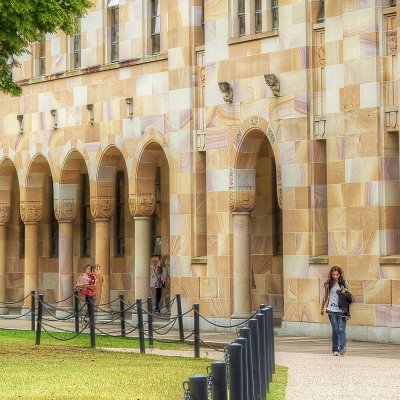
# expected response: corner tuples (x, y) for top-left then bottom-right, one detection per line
(115, 171), (125, 257)
(255, 0), (262, 33)
(151, 0), (161, 54)
(73, 18), (81, 69)
(111, 6), (119, 62)
(316, 0), (325, 23)
(39, 41), (46, 76)
(81, 174), (91, 257)
(238, 0), (246, 36)
(19, 217), (25, 259)
(271, 0), (279, 30)
(49, 180), (59, 257)
(201, 0), (205, 43)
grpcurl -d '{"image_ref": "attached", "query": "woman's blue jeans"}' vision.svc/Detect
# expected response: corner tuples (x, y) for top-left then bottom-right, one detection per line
(328, 312), (347, 352)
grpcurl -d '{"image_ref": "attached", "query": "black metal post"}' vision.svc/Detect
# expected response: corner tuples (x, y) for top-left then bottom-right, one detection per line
(239, 327), (255, 400)
(235, 337), (249, 400)
(228, 342), (244, 400)
(194, 303), (200, 358)
(87, 298), (96, 349)
(260, 304), (272, 383)
(211, 361), (228, 400)
(147, 296), (154, 347)
(119, 294), (126, 337)
(255, 311), (268, 396)
(188, 374), (208, 400)
(74, 290), (79, 333)
(30, 290), (35, 331)
(176, 294), (185, 342)
(248, 318), (262, 400)
(136, 298), (145, 354)
(268, 306), (275, 373)
(35, 294), (43, 345)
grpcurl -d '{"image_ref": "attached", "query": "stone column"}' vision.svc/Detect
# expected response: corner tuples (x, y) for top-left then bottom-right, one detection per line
(55, 199), (77, 309)
(232, 212), (252, 318)
(91, 196), (114, 309)
(20, 201), (43, 308)
(129, 193), (155, 302)
(0, 203), (10, 314)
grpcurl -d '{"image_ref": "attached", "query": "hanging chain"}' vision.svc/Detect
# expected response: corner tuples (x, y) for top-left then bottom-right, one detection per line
(224, 347), (230, 387)
(207, 366), (213, 400)
(183, 381), (190, 400)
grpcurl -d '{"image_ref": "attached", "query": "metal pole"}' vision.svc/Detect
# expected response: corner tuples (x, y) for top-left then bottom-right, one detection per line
(260, 304), (272, 383)
(235, 337), (249, 400)
(268, 306), (275, 373)
(136, 298), (145, 354)
(256, 311), (268, 396)
(211, 361), (228, 400)
(35, 294), (43, 345)
(74, 290), (79, 333)
(194, 303), (200, 358)
(30, 290), (35, 331)
(248, 318), (262, 400)
(239, 327), (255, 400)
(228, 342), (244, 400)
(147, 296), (154, 347)
(119, 294), (126, 337)
(176, 294), (185, 341)
(88, 298), (96, 349)
(188, 374), (208, 400)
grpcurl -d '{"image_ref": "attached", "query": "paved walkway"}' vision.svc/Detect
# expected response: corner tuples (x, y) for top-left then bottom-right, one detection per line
(1, 318), (400, 399)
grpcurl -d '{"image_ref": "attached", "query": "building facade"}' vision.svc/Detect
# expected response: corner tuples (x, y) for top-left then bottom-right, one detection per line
(0, 0), (399, 341)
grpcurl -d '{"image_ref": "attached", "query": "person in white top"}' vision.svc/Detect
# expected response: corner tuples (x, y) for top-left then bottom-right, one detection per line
(321, 265), (350, 356)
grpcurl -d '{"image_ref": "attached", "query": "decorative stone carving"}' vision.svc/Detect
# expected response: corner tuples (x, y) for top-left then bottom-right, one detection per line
(20, 201), (43, 223)
(129, 193), (155, 217)
(199, 66), (205, 86)
(266, 124), (276, 144)
(54, 199), (77, 222)
(387, 31), (397, 56)
(0, 203), (11, 225)
(276, 165), (283, 209)
(233, 128), (242, 149)
(264, 74), (280, 97)
(250, 116), (259, 128)
(229, 189), (256, 212)
(90, 196), (115, 220)
(218, 82), (233, 104)
(317, 45), (326, 68)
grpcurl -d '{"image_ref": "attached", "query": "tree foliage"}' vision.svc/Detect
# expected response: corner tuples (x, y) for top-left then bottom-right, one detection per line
(0, 0), (93, 96)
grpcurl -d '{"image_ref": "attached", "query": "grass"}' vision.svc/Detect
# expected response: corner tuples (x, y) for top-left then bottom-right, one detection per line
(0, 329), (288, 399)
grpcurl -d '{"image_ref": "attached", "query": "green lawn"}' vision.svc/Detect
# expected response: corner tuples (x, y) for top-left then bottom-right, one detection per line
(0, 329), (287, 400)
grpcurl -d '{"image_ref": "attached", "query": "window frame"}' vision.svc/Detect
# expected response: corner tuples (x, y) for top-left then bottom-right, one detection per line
(38, 41), (46, 77)
(255, 0), (262, 33)
(151, 0), (161, 54)
(238, 0), (246, 36)
(73, 18), (81, 69)
(271, 0), (279, 30)
(110, 5), (119, 63)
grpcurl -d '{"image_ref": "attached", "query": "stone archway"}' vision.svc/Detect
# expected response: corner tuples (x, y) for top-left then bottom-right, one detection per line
(230, 125), (283, 319)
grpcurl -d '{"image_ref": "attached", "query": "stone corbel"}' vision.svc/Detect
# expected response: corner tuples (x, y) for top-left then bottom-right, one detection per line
(20, 201), (43, 223)
(218, 82), (233, 104)
(0, 203), (11, 226)
(229, 189), (256, 213)
(129, 193), (155, 217)
(264, 74), (280, 97)
(54, 199), (77, 222)
(90, 196), (115, 220)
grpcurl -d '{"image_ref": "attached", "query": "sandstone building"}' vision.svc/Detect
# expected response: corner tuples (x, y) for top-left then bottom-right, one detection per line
(0, 0), (399, 342)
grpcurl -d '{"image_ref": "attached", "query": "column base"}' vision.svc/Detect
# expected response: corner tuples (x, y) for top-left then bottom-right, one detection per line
(55, 308), (74, 319)
(231, 313), (252, 319)
(0, 307), (8, 315)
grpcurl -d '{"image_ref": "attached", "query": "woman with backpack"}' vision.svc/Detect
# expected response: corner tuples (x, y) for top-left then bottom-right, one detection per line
(321, 265), (353, 356)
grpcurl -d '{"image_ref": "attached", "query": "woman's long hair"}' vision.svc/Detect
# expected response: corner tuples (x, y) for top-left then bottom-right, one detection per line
(327, 265), (345, 289)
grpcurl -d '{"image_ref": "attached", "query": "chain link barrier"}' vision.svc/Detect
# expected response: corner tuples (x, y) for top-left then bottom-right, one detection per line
(0, 293), (31, 305)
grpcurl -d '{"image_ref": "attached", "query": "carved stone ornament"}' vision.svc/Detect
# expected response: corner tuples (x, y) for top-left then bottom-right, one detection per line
(54, 199), (77, 222)
(129, 193), (155, 217)
(276, 165), (283, 209)
(264, 74), (280, 97)
(229, 189), (256, 212)
(317, 45), (326, 67)
(218, 82), (233, 104)
(387, 31), (397, 56)
(250, 116), (259, 128)
(20, 201), (43, 223)
(0, 203), (11, 225)
(90, 196), (115, 220)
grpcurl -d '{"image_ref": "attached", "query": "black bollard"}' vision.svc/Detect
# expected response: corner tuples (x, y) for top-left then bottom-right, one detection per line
(228, 342), (243, 400)
(87, 298), (96, 348)
(248, 318), (262, 400)
(211, 361), (228, 400)
(31, 290), (35, 331)
(189, 374), (208, 400)
(147, 297), (154, 347)
(235, 337), (249, 400)
(194, 303), (200, 358)
(260, 305), (272, 383)
(136, 298), (145, 354)
(176, 294), (185, 342)
(119, 294), (126, 337)
(267, 306), (275, 374)
(35, 294), (43, 345)
(255, 311), (268, 396)
(239, 327), (255, 400)
(74, 290), (79, 333)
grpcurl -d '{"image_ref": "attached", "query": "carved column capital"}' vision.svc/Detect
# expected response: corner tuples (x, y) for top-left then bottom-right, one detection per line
(229, 189), (256, 213)
(90, 196), (115, 220)
(0, 203), (11, 225)
(129, 193), (155, 217)
(54, 199), (77, 222)
(20, 201), (43, 224)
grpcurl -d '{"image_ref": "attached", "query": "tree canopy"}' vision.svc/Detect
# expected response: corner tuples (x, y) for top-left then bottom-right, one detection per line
(0, 0), (93, 96)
